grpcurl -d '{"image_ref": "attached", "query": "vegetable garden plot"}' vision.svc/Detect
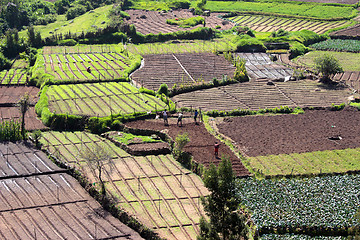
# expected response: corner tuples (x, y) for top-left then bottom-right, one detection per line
(40, 131), (209, 240)
(41, 48), (139, 82)
(131, 53), (236, 90)
(228, 15), (351, 34)
(235, 53), (293, 80)
(125, 9), (234, 35)
(0, 142), (61, 177)
(43, 45), (125, 55)
(0, 107), (46, 130)
(172, 80), (350, 111)
(45, 82), (167, 117)
(0, 86), (39, 105)
(0, 69), (27, 85)
(0, 173), (143, 240)
(238, 175), (360, 235)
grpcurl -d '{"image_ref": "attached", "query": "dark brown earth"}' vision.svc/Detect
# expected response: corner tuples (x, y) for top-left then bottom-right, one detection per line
(330, 24), (360, 38)
(125, 118), (250, 176)
(217, 107), (360, 157)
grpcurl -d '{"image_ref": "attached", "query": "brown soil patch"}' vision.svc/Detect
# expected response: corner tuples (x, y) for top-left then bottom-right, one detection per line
(127, 142), (171, 155)
(334, 71), (360, 93)
(125, 118), (250, 176)
(125, 9), (234, 35)
(217, 107), (360, 157)
(330, 24), (360, 38)
(0, 86), (39, 105)
(0, 106), (46, 130)
(131, 53), (235, 90)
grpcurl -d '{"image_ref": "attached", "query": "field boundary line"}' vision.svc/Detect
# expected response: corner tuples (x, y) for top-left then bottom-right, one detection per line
(172, 54), (195, 83)
(0, 169), (68, 180)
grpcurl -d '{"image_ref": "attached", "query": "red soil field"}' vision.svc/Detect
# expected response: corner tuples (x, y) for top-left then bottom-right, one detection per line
(0, 106), (46, 130)
(125, 9), (234, 35)
(0, 86), (39, 105)
(0, 142), (143, 240)
(330, 24), (360, 38)
(217, 107), (360, 157)
(125, 118), (250, 176)
(131, 53), (236, 90)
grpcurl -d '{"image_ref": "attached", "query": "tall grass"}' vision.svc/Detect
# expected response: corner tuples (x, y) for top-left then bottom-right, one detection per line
(0, 120), (24, 141)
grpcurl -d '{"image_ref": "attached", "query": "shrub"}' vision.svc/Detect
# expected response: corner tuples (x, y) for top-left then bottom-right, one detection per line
(330, 103), (345, 111)
(158, 83), (169, 96)
(0, 53), (11, 71)
(58, 39), (77, 46)
(166, 16), (204, 28)
(169, 0), (191, 9)
(289, 42), (309, 59)
(66, 5), (87, 20)
(271, 29), (289, 38)
(314, 54), (343, 82)
(0, 120), (23, 141)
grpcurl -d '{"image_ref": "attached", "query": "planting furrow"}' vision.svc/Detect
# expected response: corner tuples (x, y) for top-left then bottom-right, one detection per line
(64, 86), (98, 116)
(119, 156), (191, 239)
(74, 85), (107, 116)
(80, 62), (97, 79)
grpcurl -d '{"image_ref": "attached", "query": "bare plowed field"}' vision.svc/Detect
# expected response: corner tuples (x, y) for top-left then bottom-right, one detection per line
(330, 24), (360, 38)
(172, 80), (351, 111)
(0, 107), (46, 130)
(0, 86), (39, 105)
(228, 15), (351, 34)
(131, 53), (235, 90)
(0, 142), (143, 240)
(126, 10), (234, 35)
(235, 53), (293, 80)
(125, 118), (250, 177)
(334, 71), (360, 92)
(217, 107), (360, 157)
(41, 131), (209, 240)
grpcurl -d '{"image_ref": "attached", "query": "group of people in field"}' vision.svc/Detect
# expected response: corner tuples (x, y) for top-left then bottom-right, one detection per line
(157, 109), (220, 157)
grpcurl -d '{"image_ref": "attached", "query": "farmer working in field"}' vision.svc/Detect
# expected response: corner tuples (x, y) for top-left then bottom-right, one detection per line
(177, 112), (183, 127)
(163, 110), (168, 126)
(194, 109), (199, 124)
(87, 66), (91, 73)
(214, 142), (220, 157)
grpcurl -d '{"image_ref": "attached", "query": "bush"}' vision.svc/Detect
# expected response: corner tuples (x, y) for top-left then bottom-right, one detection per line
(0, 53), (11, 71)
(166, 16), (204, 28)
(289, 42), (308, 59)
(66, 5), (87, 20)
(314, 54), (343, 81)
(58, 39), (77, 46)
(158, 83), (169, 96)
(169, 0), (191, 9)
(271, 29), (289, 38)
(0, 120), (23, 141)
(234, 36), (266, 52)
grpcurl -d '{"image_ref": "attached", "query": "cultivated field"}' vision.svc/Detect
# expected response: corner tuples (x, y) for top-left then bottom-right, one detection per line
(172, 80), (351, 111)
(45, 82), (168, 117)
(334, 71), (360, 92)
(330, 24), (360, 38)
(235, 52), (293, 80)
(0, 69), (27, 85)
(131, 53), (236, 90)
(125, 10), (234, 35)
(0, 86), (39, 105)
(216, 107), (360, 175)
(125, 119), (251, 177)
(0, 107), (46, 130)
(0, 142), (143, 240)
(41, 50), (137, 82)
(228, 15), (351, 34)
(40, 131), (209, 240)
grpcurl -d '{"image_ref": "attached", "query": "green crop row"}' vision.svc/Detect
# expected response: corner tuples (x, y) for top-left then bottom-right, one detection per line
(206, 1), (356, 20)
(43, 44), (125, 55)
(238, 174), (360, 235)
(310, 39), (360, 52)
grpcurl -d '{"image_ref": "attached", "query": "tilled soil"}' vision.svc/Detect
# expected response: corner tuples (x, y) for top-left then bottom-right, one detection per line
(217, 107), (360, 157)
(125, 118), (250, 176)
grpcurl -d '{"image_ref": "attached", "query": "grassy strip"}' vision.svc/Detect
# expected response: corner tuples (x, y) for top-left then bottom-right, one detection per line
(206, 106), (304, 117)
(166, 16), (205, 28)
(294, 50), (360, 71)
(205, 1), (357, 20)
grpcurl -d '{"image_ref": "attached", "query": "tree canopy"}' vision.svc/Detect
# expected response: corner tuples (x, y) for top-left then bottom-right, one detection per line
(314, 54), (343, 82)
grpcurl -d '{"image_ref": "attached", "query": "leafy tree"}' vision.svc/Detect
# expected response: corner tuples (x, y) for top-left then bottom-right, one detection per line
(158, 83), (169, 96)
(79, 144), (112, 197)
(198, 157), (248, 240)
(18, 94), (30, 140)
(314, 54), (343, 82)
(27, 25), (42, 48)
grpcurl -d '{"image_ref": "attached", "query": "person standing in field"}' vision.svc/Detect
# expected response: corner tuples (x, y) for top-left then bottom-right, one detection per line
(214, 142), (220, 157)
(194, 109), (199, 124)
(177, 112), (183, 127)
(163, 110), (168, 126)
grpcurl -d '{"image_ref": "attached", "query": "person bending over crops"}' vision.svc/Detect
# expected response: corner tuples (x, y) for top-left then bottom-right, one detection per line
(177, 112), (183, 127)
(163, 110), (168, 126)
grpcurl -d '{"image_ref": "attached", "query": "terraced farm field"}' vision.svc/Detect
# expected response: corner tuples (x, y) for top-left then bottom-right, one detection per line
(334, 71), (360, 92)
(40, 131), (209, 240)
(172, 80), (350, 111)
(235, 53), (293, 80)
(131, 53), (236, 90)
(228, 15), (351, 34)
(330, 24), (360, 38)
(0, 142), (142, 240)
(125, 9), (234, 35)
(0, 107), (46, 130)
(216, 107), (360, 175)
(0, 69), (27, 85)
(40, 46), (140, 82)
(45, 82), (168, 117)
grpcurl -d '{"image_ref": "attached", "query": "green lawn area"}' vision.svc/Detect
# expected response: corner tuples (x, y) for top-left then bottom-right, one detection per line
(205, 1), (356, 20)
(245, 148), (360, 176)
(294, 51), (360, 71)
(20, 5), (112, 39)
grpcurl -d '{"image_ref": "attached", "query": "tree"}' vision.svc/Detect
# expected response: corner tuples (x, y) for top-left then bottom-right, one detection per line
(314, 54), (343, 82)
(198, 157), (248, 240)
(18, 94), (30, 140)
(79, 144), (112, 196)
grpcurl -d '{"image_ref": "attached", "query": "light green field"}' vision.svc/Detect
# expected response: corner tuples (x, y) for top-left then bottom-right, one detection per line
(294, 51), (360, 71)
(20, 5), (112, 39)
(244, 148), (360, 176)
(40, 131), (209, 240)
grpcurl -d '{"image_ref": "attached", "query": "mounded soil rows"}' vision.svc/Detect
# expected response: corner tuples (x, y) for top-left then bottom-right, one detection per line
(131, 53), (236, 90)
(125, 9), (234, 35)
(172, 80), (351, 111)
(0, 86), (39, 105)
(125, 118), (250, 176)
(330, 24), (360, 38)
(334, 71), (360, 92)
(217, 107), (360, 157)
